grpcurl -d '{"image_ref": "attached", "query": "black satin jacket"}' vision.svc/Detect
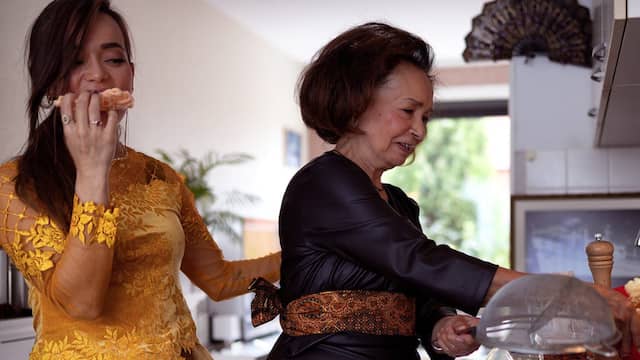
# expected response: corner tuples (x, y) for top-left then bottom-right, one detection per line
(268, 151), (498, 360)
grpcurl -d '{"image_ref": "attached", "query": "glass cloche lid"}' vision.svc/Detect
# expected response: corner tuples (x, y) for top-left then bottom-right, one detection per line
(476, 274), (620, 357)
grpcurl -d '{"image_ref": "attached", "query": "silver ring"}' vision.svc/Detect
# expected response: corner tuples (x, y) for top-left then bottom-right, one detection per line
(431, 339), (443, 352)
(61, 114), (72, 125)
(89, 120), (102, 126)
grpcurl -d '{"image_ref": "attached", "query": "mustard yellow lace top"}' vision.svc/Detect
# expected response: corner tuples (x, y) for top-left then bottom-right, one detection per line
(0, 149), (280, 360)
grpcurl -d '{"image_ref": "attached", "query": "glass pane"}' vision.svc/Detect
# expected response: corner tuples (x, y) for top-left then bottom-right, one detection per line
(383, 116), (511, 267)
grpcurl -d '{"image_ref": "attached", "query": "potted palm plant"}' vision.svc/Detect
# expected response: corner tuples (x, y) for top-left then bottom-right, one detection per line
(156, 149), (258, 242)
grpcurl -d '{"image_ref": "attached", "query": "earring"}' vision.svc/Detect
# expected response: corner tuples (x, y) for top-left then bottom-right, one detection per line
(112, 112), (129, 161)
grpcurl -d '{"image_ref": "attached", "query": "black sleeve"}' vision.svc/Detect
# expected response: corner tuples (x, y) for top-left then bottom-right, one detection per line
(279, 155), (497, 315)
(389, 188), (456, 359)
(388, 185), (455, 359)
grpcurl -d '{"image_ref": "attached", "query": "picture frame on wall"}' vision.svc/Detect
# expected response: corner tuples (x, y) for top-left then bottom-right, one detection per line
(284, 129), (302, 167)
(511, 193), (640, 287)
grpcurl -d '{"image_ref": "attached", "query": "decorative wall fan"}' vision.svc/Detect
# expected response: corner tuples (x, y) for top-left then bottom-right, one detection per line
(463, 0), (592, 67)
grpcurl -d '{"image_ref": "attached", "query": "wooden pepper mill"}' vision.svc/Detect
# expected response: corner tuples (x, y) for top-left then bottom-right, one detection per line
(583, 236), (620, 360)
(585, 233), (614, 288)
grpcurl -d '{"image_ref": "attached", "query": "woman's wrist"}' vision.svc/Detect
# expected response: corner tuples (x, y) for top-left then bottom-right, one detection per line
(431, 338), (444, 353)
(75, 174), (110, 205)
(431, 315), (453, 353)
(69, 194), (119, 248)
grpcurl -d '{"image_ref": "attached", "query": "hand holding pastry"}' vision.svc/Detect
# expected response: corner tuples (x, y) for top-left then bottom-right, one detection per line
(54, 87), (134, 112)
(57, 91), (123, 183)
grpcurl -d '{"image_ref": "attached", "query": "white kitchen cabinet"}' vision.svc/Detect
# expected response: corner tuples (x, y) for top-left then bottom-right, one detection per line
(0, 317), (35, 359)
(589, 0), (608, 120)
(1, 337), (35, 359)
(510, 57), (592, 152)
(592, 0), (640, 146)
(510, 3), (640, 195)
(631, 1), (640, 16)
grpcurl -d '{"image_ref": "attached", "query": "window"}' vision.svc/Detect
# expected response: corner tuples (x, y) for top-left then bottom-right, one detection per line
(384, 103), (511, 267)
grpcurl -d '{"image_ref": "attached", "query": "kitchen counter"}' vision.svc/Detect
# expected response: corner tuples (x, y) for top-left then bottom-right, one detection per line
(209, 333), (491, 360)
(0, 316), (35, 358)
(0, 317), (493, 359)
(210, 334), (277, 360)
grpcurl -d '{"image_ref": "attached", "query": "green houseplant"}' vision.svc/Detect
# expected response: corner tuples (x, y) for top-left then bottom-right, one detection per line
(156, 149), (258, 242)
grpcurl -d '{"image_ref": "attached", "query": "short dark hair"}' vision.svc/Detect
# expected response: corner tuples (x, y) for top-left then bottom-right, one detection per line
(297, 22), (435, 144)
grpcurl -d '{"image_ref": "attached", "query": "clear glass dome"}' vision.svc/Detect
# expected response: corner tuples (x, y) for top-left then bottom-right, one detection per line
(486, 348), (546, 360)
(476, 274), (619, 357)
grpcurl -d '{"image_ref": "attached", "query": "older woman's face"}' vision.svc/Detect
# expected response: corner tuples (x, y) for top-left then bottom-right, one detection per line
(353, 62), (433, 170)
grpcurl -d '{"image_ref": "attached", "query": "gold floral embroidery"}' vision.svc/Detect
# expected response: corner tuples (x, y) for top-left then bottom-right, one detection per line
(96, 209), (119, 248)
(26, 217), (65, 252)
(70, 195), (119, 247)
(111, 179), (179, 236)
(8, 237), (55, 278)
(40, 336), (77, 360)
(32, 327), (186, 360)
(121, 266), (172, 297)
(1, 153), (212, 359)
(7, 217), (65, 279)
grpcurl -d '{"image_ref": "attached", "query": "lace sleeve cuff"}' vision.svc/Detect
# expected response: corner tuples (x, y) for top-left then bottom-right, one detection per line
(70, 195), (120, 248)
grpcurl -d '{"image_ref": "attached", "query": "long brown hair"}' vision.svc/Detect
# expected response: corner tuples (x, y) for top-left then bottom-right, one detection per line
(14, 0), (133, 232)
(298, 22), (434, 144)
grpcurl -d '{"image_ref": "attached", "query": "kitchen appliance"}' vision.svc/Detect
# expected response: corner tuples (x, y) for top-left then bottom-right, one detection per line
(0, 250), (31, 319)
(209, 220), (282, 344)
(0, 316), (36, 358)
(210, 293), (280, 344)
(9, 263), (30, 312)
(0, 250), (7, 305)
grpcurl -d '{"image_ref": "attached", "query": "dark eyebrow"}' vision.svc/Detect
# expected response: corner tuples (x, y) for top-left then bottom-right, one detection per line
(405, 98), (433, 114)
(405, 98), (425, 107)
(101, 42), (125, 50)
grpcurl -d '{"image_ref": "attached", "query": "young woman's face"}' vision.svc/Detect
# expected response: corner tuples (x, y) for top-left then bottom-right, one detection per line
(67, 13), (133, 96)
(352, 62), (433, 170)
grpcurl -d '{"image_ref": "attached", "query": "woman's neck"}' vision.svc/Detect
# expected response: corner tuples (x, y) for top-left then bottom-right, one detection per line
(333, 143), (384, 189)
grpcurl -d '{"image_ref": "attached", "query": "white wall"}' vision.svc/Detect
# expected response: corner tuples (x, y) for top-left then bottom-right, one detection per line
(630, 0), (640, 18)
(0, 0), (306, 221)
(0, 1), (43, 159)
(510, 56), (640, 194)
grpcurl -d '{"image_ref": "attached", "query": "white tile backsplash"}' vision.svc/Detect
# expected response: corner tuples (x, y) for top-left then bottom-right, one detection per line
(524, 149), (567, 193)
(567, 148), (610, 192)
(609, 148), (640, 192)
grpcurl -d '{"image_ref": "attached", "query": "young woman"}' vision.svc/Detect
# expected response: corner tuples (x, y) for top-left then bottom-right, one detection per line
(0, 1), (280, 359)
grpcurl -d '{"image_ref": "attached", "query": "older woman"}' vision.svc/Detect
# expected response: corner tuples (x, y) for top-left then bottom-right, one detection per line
(250, 22), (640, 360)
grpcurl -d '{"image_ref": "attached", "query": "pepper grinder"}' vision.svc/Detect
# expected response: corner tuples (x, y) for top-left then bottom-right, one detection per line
(585, 233), (614, 288)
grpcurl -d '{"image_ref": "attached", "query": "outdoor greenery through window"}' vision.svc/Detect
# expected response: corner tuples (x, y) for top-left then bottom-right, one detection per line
(383, 116), (511, 267)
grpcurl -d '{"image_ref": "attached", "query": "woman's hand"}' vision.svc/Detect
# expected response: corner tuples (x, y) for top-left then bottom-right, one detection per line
(431, 314), (480, 357)
(59, 92), (119, 176)
(592, 284), (640, 356)
(59, 92), (120, 204)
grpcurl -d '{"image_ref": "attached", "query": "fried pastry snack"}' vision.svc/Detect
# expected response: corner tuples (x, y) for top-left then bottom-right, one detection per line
(625, 277), (640, 308)
(53, 88), (134, 111)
